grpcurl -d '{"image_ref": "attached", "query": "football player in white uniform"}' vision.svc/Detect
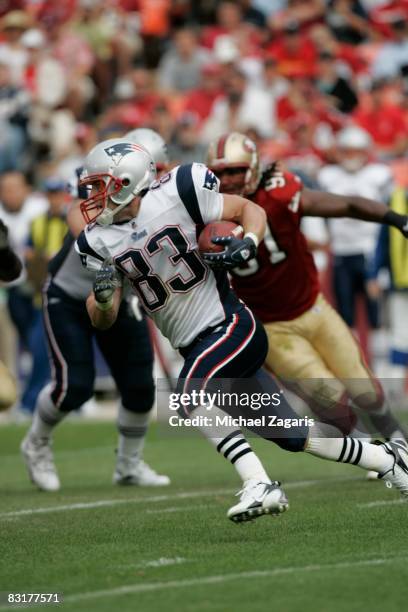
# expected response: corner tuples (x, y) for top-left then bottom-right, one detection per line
(318, 126), (394, 331)
(75, 139), (408, 520)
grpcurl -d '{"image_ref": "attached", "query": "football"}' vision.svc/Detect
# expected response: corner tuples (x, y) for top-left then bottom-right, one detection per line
(198, 221), (244, 254)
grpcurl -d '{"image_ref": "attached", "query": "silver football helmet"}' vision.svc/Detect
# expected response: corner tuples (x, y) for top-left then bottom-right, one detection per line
(79, 138), (156, 225)
(336, 126), (372, 172)
(125, 128), (169, 171)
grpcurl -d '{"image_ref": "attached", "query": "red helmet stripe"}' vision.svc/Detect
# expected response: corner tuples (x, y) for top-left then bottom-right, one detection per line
(216, 134), (228, 160)
(130, 143), (148, 153)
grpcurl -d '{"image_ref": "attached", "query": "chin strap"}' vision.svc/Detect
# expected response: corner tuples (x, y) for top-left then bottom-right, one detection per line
(96, 200), (131, 226)
(96, 209), (115, 226)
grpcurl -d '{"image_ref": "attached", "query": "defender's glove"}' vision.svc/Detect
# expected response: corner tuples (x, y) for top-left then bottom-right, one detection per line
(0, 219), (9, 250)
(203, 235), (257, 270)
(93, 258), (121, 309)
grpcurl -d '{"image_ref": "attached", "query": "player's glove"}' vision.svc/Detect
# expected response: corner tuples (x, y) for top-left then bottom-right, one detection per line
(203, 235), (257, 270)
(0, 219), (9, 249)
(93, 258), (121, 309)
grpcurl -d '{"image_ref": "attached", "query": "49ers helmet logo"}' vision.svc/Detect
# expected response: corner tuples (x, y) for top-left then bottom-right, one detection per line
(243, 138), (256, 153)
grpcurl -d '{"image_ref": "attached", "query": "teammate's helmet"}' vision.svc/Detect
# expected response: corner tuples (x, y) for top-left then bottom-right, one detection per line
(79, 138), (156, 225)
(206, 132), (261, 195)
(125, 128), (169, 172)
(336, 126), (372, 172)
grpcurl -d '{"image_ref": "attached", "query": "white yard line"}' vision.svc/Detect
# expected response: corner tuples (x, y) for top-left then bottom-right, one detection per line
(0, 476), (358, 519)
(357, 499), (405, 508)
(0, 555), (404, 610)
(139, 557), (188, 569)
(114, 557), (189, 571)
(0, 491), (222, 519)
(54, 557), (408, 605)
(146, 504), (213, 514)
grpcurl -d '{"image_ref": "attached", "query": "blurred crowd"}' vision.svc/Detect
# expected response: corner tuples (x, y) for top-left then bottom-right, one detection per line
(0, 0), (405, 182)
(0, 0), (407, 417)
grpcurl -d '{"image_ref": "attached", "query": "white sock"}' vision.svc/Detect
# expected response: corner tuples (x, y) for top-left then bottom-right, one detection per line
(117, 404), (151, 459)
(193, 404), (271, 484)
(30, 384), (65, 440)
(305, 424), (393, 473)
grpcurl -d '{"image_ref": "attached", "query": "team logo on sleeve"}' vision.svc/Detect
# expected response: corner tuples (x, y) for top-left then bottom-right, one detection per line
(203, 169), (218, 191)
(104, 143), (146, 166)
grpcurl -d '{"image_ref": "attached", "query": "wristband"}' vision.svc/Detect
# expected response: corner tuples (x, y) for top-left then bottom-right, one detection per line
(244, 232), (259, 248)
(383, 210), (407, 231)
(95, 297), (114, 311)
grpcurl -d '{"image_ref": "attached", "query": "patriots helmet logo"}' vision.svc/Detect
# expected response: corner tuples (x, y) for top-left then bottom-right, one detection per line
(104, 142), (146, 166)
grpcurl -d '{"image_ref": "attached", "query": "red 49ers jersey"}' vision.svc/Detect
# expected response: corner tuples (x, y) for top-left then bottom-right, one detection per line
(231, 170), (319, 322)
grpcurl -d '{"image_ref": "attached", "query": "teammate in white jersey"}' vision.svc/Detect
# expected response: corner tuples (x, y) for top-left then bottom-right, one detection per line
(76, 138), (408, 521)
(318, 126), (394, 330)
(21, 129), (171, 492)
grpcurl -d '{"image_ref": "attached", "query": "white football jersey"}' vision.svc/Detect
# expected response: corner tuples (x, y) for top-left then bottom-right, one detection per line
(49, 234), (96, 300)
(49, 235), (133, 302)
(75, 163), (233, 348)
(318, 163), (393, 256)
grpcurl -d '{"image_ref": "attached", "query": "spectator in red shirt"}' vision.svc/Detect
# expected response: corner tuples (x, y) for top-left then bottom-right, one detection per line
(201, 1), (243, 49)
(282, 112), (325, 181)
(266, 21), (317, 78)
(353, 79), (408, 157)
(101, 66), (164, 131)
(201, 1), (260, 51)
(277, 78), (325, 125)
(182, 63), (223, 123)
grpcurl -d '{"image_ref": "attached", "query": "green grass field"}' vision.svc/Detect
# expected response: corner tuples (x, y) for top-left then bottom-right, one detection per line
(1, 421), (408, 612)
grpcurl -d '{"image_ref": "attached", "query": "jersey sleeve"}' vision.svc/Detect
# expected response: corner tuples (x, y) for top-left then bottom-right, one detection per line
(265, 169), (304, 221)
(274, 171), (303, 202)
(75, 228), (105, 272)
(176, 163), (223, 225)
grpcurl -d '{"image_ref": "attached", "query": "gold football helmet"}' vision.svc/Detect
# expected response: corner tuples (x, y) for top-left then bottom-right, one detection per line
(206, 132), (261, 195)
